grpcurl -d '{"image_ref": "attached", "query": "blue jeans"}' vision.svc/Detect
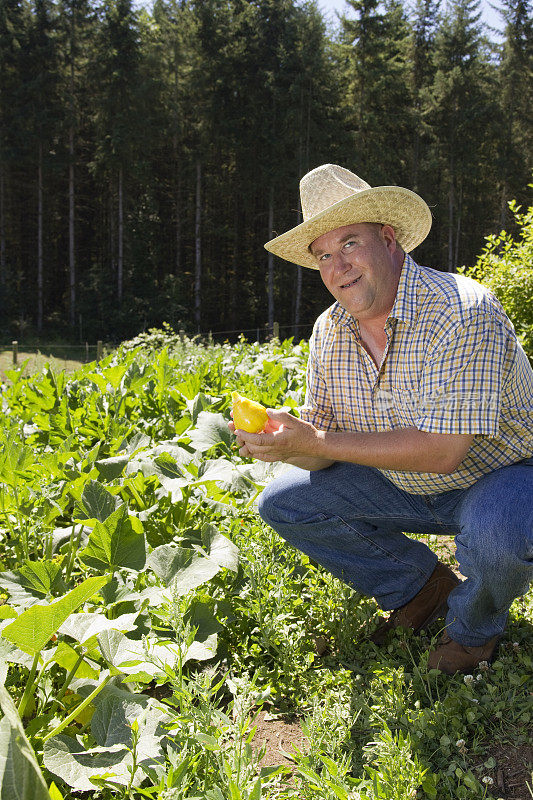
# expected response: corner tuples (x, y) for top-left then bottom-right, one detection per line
(258, 459), (533, 647)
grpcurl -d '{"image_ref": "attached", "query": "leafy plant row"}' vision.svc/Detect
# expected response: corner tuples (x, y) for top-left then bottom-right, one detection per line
(0, 334), (307, 798)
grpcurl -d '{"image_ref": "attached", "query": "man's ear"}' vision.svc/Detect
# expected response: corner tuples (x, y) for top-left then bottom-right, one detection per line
(380, 224), (398, 252)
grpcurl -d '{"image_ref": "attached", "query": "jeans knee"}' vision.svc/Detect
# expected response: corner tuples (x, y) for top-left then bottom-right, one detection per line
(458, 512), (532, 573)
(257, 472), (327, 529)
(257, 483), (280, 526)
(458, 465), (533, 569)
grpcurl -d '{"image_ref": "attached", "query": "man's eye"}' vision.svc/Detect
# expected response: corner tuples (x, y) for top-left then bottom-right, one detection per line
(319, 253), (331, 261)
(343, 240), (356, 249)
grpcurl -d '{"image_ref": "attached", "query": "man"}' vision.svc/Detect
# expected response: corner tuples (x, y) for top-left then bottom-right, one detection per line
(231, 164), (533, 674)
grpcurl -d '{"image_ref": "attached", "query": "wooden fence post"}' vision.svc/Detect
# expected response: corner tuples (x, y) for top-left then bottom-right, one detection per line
(12, 341), (18, 365)
(96, 340), (103, 362)
(273, 321), (279, 340)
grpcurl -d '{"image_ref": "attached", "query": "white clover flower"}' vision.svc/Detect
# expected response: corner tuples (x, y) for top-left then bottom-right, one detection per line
(463, 674), (474, 686)
(478, 660), (489, 671)
(456, 738), (467, 753)
(482, 776), (494, 785)
(477, 673), (483, 681)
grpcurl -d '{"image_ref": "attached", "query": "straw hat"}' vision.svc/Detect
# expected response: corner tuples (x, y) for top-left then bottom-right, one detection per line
(264, 164), (432, 270)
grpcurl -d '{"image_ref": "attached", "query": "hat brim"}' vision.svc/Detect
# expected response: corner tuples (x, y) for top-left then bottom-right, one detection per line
(264, 185), (432, 269)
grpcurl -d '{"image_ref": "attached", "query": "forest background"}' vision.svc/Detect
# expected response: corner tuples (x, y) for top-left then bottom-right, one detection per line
(0, 0), (531, 345)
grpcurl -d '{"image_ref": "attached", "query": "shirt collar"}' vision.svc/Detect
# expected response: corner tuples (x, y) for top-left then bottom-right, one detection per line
(328, 252), (420, 330)
(389, 253), (419, 326)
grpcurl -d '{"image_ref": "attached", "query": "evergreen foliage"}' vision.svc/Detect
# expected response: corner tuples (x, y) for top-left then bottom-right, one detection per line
(0, 0), (530, 342)
(461, 192), (533, 359)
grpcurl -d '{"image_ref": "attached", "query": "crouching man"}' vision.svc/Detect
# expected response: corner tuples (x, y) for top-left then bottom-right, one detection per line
(232, 164), (533, 674)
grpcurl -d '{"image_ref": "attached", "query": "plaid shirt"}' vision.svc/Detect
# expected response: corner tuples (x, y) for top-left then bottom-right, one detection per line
(301, 253), (533, 494)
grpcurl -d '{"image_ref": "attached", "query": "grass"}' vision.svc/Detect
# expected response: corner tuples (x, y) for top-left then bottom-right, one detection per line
(219, 514), (533, 800)
(0, 348), (85, 379)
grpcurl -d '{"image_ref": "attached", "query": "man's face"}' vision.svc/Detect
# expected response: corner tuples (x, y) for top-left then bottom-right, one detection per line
(310, 222), (401, 322)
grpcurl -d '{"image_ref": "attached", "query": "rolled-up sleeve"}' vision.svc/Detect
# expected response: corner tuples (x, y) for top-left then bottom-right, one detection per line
(415, 315), (508, 436)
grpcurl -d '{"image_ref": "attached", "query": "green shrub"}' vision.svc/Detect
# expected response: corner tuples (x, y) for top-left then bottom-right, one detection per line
(459, 192), (533, 360)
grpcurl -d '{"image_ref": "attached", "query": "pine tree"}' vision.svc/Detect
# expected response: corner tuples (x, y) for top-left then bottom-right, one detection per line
(339, 0), (413, 185)
(409, 0), (440, 192)
(92, 0), (143, 311)
(57, 0), (95, 328)
(425, 0), (498, 270)
(0, 0), (27, 321)
(496, 0), (532, 225)
(24, 0), (61, 331)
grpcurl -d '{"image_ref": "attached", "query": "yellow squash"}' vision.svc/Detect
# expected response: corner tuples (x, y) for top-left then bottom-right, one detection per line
(231, 391), (268, 433)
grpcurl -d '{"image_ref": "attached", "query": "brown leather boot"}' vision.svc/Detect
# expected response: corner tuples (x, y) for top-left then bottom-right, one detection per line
(369, 562), (460, 645)
(427, 631), (500, 674)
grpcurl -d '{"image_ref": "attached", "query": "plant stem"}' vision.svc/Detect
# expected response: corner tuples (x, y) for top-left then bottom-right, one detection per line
(18, 652), (39, 718)
(64, 524), (82, 584)
(43, 673), (113, 742)
(55, 650), (85, 704)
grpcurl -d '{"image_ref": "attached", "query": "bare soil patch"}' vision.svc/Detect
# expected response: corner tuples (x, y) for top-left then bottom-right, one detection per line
(253, 710), (307, 771)
(475, 740), (533, 800)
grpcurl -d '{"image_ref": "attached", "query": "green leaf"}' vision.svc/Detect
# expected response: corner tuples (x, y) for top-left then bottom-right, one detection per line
(0, 638), (36, 669)
(91, 687), (167, 770)
(187, 412), (232, 452)
(95, 456), (129, 481)
(79, 505), (146, 572)
(78, 480), (118, 522)
(17, 561), (62, 597)
(0, 571), (48, 608)
(48, 783), (64, 800)
(59, 611), (139, 645)
(153, 452), (185, 480)
(185, 392), (220, 424)
(201, 525), (239, 572)
(0, 686), (52, 800)
(97, 630), (160, 678)
(195, 458), (237, 485)
(194, 733), (220, 751)
(53, 642), (99, 680)
(145, 546), (220, 591)
(1, 576), (109, 657)
(43, 735), (130, 791)
(0, 432), (36, 485)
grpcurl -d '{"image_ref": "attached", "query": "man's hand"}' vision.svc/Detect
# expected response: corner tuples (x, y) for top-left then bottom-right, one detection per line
(229, 409), (334, 470)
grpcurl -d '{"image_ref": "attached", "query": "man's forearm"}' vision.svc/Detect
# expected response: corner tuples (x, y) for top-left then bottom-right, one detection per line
(312, 427), (474, 474)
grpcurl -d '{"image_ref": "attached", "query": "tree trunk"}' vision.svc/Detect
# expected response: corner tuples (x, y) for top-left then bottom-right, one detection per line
(412, 100), (421, 191)
(69, 127), (75, 327)
(174, 134), (181, 275)
(0, 162), (5, 298)
(294, 191), (302, 335)
(194, 159), (201, 331)
(267, 186), (274, 333)
(499, 177), (508, 229)
(118, 166), (123, 304)
(37, 142), (44, 332)
(447, 154), (454, 273)
(454, 178), (463, 272)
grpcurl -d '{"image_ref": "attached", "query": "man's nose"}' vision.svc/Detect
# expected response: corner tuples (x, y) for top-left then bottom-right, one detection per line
(332, 250), (351, 271)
